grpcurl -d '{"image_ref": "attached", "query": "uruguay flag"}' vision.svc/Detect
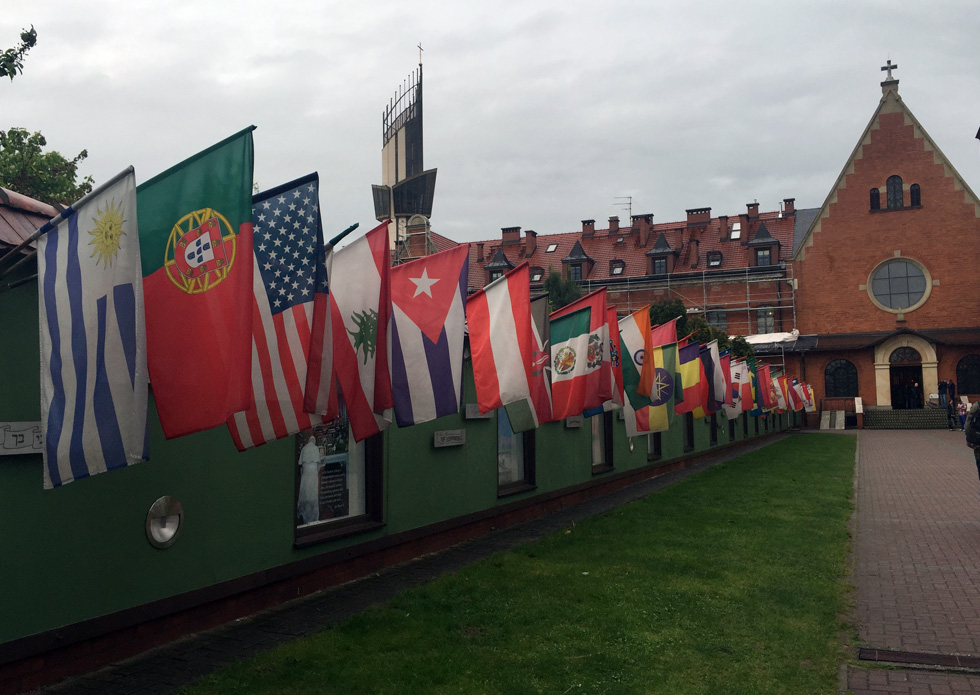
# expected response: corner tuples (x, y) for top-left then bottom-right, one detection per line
(38, 167), (148, 488)
(390, 244), (469, 427)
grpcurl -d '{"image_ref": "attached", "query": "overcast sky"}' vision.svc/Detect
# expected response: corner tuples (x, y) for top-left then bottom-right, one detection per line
(4, 1), (979, 245)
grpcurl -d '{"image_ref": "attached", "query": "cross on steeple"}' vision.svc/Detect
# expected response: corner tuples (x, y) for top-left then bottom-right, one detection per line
(881, 59), (898, 81)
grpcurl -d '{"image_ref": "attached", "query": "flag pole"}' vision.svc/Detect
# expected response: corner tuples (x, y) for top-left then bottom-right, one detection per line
(326, 222), (360, 252)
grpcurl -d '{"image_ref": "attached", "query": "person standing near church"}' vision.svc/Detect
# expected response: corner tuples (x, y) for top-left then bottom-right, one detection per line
(959, 399), (968, 431)
(949, 379), (957, 405)
(939, 379), (948, 408)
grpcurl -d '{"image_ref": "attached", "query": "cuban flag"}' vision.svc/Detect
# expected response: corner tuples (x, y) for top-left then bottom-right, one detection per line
(37, 167), (148, 488)
(390, 245), (469, 426)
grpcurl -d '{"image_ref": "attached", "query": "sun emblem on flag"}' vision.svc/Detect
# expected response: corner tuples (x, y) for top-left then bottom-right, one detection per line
(88, 198), (126, 269)
(554, 346), (576, 375)
(163, 208), (237, 294)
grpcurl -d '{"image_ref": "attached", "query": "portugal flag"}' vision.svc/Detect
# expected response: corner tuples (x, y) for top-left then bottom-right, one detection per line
(137, 127), (255, 438)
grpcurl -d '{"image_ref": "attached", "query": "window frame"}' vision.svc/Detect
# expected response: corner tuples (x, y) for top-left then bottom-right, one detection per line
(755, 247), (771, 267)
(647, 431), (662, 461)
(652, 257), (667, 275)
(591, 412), (614, 474)
(870, 188), (881, 211)
(825, 358), (859, 398)
(886, 175), (904, 209)
(293, 428), (385, 548)
(756, 306), (775, 334)
(706, 309), (727, 330)
(497, 408), (536, 497)
(867, 257), (932, 314)
(683, 412), (695, 452)
(957, 355), (980, 395)
(569, 264), (582, 282)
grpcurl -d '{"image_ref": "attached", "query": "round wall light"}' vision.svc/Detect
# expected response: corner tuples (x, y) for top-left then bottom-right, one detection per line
(146, 496), (183, 549)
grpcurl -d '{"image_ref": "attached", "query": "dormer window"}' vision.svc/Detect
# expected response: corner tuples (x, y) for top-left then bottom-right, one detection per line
(569, 264), (582, 282)
(730, 222), (741, 240)
(610, 260), (625, 276)
(488, 270), (503, 283)
(530, 267), (544, 282)
(652, 257), (667, 275)
(545, 243), (558, 253)
(706, 251), (722, 268)
(755, 248), (771, 266)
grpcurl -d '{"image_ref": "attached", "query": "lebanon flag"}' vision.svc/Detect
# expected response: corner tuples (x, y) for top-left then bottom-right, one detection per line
(550, 288), (611, 406)
(329, 221), (393, 442)
(550, 306), (594, 420)
(467, 263), (534, 414)
(390, 244), (469, 427)
(137, 127), (255, 438)
(505, 293), (553, 432)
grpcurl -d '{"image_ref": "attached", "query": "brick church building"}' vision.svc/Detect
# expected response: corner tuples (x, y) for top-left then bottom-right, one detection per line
(462, 66), (980, 421)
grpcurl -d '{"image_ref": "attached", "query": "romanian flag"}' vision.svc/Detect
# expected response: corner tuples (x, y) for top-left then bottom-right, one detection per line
(675, 342), (709, 418)
(625, 342), (679, 436)
(137, 127), (255, 438)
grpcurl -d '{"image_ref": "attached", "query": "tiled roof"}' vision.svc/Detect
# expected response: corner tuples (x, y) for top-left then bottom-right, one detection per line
(466, 207), (817, 288)
(0, 187), (59, 254)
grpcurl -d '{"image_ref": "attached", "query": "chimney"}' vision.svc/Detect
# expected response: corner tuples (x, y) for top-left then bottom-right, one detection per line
(525, 229), (537, 256)
(608, 216), (620, 233)
(738, 213), (749, 240)
(581, 219), (595, 237)
(718, 215), (729, 240)
(476, 242), (485, 262)
(501, 226), (520, 245)
(746, 202), (759, 219)
(685, 207), (711, 227)
(632, 213), (653, 247)
(783, 198), (795, 216)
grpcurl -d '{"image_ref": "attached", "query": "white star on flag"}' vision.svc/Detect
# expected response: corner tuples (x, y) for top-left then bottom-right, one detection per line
(410, 268), (440, 298)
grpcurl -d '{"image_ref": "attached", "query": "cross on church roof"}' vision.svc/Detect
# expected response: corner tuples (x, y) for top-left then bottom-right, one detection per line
(881, 59), (898, 80)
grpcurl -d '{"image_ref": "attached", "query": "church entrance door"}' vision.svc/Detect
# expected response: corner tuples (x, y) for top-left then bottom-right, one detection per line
(890, 364), (923, 409)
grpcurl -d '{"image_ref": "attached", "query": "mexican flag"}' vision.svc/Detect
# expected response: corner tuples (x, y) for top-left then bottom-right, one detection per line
(550, 306), (593, 420)
(137, 127), (255, 438)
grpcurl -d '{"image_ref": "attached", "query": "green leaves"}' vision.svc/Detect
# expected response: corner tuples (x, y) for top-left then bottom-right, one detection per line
(0, 127), (94, 206)
(0, 26), (37, 81)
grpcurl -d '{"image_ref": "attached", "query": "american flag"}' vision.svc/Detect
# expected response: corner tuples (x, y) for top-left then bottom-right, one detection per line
(227, 173), (329, 450)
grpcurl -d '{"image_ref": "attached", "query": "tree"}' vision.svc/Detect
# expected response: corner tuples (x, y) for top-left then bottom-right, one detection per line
(542, 268), (582, 311)
(648, 298), (689, 336)
(0, 127), (94, 206)
(1, 26), (37, 81)
(648, 298), (754, 358)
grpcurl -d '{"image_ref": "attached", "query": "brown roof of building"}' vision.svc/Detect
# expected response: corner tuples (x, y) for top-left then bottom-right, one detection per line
(0, 187), (59, 254)
(467, 206), (803, 289)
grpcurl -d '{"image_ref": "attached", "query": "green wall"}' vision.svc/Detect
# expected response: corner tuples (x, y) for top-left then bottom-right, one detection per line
(0, 269), (792, 646)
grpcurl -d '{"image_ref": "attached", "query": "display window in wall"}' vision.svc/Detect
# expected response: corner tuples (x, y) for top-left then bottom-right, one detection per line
(294, 398), (383, 545)
(498, 408), (535, 495)
(591, 412), (614, 474)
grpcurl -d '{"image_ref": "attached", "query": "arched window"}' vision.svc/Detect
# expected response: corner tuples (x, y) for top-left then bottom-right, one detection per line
(886, 175), (903, 209)
(890, 347), (922, 363)
(910, 183), (921, 207)
(825, 359), (859, 398)
(957, 355), (980, 395)
(870, 188), (880, 211)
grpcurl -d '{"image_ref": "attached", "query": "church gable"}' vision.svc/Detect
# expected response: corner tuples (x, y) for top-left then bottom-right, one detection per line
(792, 71), (980, 338)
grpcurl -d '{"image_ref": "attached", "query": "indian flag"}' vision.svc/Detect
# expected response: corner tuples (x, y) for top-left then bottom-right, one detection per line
(618, 307), (653, 409)
(625, 342), (678, 436)
(550, 306), (592, 420)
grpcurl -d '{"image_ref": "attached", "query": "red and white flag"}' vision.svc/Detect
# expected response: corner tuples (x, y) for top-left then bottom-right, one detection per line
(467, 263), (535, 414)
(329, 221), (393, 442)
(550, 288), (611, 410)
(227, 174), (329, 450)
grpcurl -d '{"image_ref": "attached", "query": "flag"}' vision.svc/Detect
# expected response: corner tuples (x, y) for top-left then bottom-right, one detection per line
(776, 374), (792, 412)
(226, 174), (328, 450)
(757, 363), (777, 410)
(467, 263), (534, 414)
(550, 306), (594, 420)
(723, 360), (749, 420)
(303, 207), (336, 420)
(772, 374), (788, 411)
(719, 349), (733, 406)
(698, 343), (720, 414)
(329, 221), (394, 442)
(618, 306), (654, 408)
(802, 382), (816, 412)
(390, 245), (469, 426)
(651, 317), (678, 346)
(38, 167), (148, 488)
(585, 306), (625, 415)
(675, 342), (709, 418)
(624, 342), (678, 436)
(789, 378), (805, 411)
(705, 340), (727, 409)
(137, 127), (255, 438)
(747, 360), (765, 416)
(505, 293), (553, 431)
(550, 288), (611, 407)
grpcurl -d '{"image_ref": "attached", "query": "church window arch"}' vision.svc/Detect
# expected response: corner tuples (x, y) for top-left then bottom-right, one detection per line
(870, 188), (880, 211)
(910, 183), (921, 207)
(957, 355), (980, 395)
(886, 175), (903, 209)
(890, 347), (921, 363)
(825, 359), (859, 398)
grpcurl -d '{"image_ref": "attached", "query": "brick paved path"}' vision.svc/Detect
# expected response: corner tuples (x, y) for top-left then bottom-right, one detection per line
(848, 429), (980, 694)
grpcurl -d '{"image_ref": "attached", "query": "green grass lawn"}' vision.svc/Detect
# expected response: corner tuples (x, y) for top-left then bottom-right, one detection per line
(183, 433), (855, 695)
